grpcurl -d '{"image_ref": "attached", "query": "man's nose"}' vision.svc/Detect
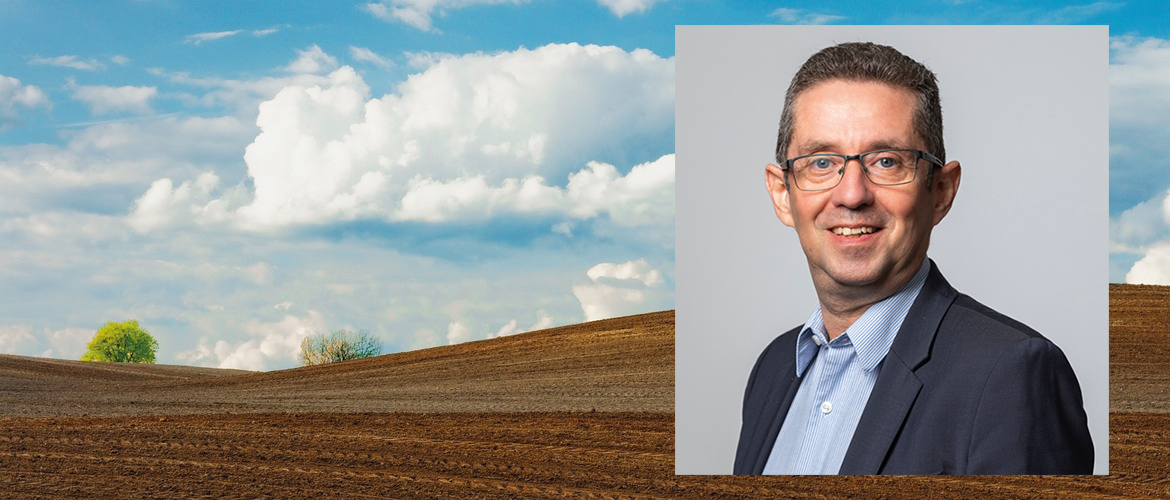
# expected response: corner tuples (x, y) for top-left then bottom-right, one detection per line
(830, 159), (875, 209)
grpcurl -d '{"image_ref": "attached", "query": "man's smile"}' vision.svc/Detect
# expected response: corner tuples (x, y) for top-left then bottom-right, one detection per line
(830, 226), (878, 237)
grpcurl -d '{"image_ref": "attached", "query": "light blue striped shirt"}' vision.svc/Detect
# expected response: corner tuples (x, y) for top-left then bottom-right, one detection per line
(763, 258), (931, 475)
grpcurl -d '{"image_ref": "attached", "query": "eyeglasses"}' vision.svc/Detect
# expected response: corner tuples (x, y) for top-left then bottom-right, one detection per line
(781, 149), (943, 192)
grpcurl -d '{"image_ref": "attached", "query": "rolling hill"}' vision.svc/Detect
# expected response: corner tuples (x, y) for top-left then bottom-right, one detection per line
(3, 302), (1170, 499)
(0, 310), (674, 417)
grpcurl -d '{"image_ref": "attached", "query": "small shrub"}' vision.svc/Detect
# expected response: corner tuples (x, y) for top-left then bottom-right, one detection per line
(299, 329), (382, 366)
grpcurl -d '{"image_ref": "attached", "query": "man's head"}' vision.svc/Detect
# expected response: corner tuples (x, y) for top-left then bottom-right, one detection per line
(764, 42), (961, 302)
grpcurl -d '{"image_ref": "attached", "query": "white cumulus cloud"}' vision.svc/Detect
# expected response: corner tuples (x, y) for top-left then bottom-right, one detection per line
(128, 172), (228, 232)
(0, 74), (49, 129)
(586, 259), (663, 286)
(0, 325), (37, 354)
(286, 45), (340, 74)
(72, 84), (158, 115)
(350, 46), (394, 69)
(573, 259), (664, 322)
(1116, 187), (1170, 284)
(396, 174), (556, 222)
(597, 0), (660, 17)
(566, 155), (674, 226)
(365, 0), (526, 32)
(573, 283), (646, 323)
(153, 42), (674, 230)
(177, 311), (327, 371)
(1111, 190), (1169, 254)
(255, 151), (676, 226)
(446, 320), (471, 344)
(1126, 243), (1170, 285)
(47, 327), (94, 360)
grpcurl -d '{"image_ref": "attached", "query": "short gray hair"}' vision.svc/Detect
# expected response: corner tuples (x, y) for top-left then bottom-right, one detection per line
(775, 42), (945, 174)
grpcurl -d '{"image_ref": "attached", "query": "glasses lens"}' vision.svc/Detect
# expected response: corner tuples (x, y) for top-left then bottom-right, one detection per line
(792, 155), (844, 190)
(860, 150), (918, 186)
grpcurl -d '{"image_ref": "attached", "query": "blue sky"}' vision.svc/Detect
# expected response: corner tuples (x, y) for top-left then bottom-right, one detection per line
(0, 0), (1161, 369)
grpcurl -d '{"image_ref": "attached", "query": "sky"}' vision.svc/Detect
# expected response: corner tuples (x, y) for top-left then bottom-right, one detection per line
(0, 0), (1163, 370)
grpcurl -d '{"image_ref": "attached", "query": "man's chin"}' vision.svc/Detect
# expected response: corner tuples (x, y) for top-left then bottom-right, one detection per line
(829, 274), (882, 288)
(818, 263), (886, 289)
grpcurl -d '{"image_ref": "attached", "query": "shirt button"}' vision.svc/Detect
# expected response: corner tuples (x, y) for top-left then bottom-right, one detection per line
(821, 401), (832, 414)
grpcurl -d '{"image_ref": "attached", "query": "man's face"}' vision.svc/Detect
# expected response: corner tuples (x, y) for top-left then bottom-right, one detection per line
(766, 79), (959, 295)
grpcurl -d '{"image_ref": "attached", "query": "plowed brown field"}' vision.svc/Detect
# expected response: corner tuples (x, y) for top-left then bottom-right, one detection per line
(1, 303), (1169, 498)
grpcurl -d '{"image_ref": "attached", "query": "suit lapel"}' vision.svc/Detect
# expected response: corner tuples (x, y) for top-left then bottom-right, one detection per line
(747, 351), (809, 474)
(838, 260), (958, 474)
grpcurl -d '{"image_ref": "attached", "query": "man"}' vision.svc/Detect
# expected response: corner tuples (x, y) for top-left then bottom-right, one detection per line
(733, 42), (1093, 475)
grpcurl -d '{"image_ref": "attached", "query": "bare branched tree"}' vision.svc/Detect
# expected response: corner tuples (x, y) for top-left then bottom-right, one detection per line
(299, 329), (382, 366)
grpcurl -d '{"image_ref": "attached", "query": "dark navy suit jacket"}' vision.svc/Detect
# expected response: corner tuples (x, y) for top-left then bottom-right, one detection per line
(734, 261), (1094, 474)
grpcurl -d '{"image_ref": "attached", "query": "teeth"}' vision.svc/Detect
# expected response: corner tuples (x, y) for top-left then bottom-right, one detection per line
(832, 227), (876, 236)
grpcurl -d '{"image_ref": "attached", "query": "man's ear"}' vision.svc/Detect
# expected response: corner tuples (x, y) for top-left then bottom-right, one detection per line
(932, 160), (961, 225)
(765, 164), (796, 228)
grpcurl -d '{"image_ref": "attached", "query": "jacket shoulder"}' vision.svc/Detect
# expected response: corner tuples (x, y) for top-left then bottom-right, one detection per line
(945, 293), (1049, 343)
(903, 292), (1093, 474)
(927, 293), (1069, 377)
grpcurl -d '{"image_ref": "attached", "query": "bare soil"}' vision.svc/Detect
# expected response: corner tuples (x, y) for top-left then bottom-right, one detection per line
(0, 302), (1168, 498)
(1109, 284), (1170, 413)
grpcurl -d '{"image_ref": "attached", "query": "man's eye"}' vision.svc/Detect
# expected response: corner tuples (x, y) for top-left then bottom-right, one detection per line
(811, 157), (835, 169)
(874, 157), (900, 169)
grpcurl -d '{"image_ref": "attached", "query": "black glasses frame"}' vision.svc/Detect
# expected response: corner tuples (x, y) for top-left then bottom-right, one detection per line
(781, 149), (944, 192)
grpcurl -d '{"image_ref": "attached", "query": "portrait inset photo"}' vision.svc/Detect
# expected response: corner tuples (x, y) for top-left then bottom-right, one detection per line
(676, 25), (1108, 475)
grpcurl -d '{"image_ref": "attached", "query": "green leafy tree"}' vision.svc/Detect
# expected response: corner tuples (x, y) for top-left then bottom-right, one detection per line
(81, 320), (159, 363)
(300, 329), (382, 366)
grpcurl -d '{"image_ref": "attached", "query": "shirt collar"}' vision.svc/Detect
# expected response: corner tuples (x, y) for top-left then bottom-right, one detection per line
(794, 258), (932, 376)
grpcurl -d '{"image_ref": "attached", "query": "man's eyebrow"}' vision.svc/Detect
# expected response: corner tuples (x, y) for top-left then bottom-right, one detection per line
(867, 140), (911, 151)
(792, 140), (913, 156)
(792, 141), (837, 157)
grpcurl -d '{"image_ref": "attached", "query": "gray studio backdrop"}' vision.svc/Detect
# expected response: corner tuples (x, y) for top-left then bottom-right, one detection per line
(676, 25), (1108, 474)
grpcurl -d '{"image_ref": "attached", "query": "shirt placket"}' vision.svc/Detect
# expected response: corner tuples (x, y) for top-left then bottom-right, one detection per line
(798, 334), (855, 472)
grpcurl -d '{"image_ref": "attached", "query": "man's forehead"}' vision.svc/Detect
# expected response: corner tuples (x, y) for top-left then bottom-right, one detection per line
(788, 79), (922, 155)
